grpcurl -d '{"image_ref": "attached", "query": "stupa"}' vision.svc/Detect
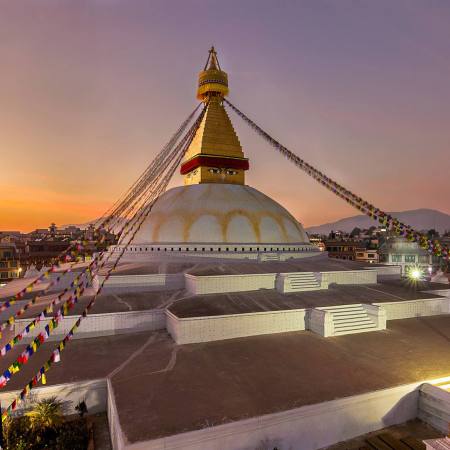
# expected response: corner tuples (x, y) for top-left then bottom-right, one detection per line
(119, 47), (318, 260)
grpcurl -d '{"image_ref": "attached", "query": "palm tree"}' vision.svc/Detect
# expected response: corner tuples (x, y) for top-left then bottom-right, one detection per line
(25, 396), (63, 430)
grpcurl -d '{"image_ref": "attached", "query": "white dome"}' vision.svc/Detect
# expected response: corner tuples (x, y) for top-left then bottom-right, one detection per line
(132, 184), (309, 245)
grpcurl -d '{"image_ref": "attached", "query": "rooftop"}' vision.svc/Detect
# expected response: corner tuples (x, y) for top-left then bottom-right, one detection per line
(169, 279), (448, 318)
(1, 316), (449, 443)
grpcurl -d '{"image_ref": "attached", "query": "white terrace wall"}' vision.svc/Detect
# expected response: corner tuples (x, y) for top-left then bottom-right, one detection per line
(418, 383), (450, 433)
(322, 269), (377, 285)
(368, 265), (402, 278)
(100, 274), (184, 292)
(166, 308), (306, 344)
(374, 297), (450, 320)
(185, 273), (277, 295)
(15, 309), (166, 341)
(0, 379), (107, 416)
(107, 378), (127, 450)
(185, 269), (379, 295)
(119, 381), (424, 450)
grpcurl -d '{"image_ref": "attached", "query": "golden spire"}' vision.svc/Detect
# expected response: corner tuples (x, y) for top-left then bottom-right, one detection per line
(181, 48), (249, 185)
(197, 46), (229, 101)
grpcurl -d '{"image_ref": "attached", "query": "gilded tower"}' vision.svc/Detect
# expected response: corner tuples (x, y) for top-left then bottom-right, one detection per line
(180, 47), (249, 185)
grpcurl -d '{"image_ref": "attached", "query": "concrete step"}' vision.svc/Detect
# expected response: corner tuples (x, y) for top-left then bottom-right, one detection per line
(320, 304), (364, 311)
(288, 274), (317, 279)
(290, 286), (322, 291)
(334, 327), (380, 336)
(333, 316), (373, 323)
(328, 310), (366, 318)
(334, 323), (377, 331)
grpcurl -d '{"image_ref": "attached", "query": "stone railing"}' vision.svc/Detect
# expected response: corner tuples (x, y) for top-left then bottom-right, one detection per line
(166, 308), (306, 344)
(361, 304), (387, 329)
(308, 308), (334, 337)
(185, 273), (277, 295)
(374, 297), (450, 320)
(322, 270), (378, 285)
(14, 309), (166, 341)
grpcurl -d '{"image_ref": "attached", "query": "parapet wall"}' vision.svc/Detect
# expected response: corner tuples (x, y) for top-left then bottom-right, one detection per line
(166, 308), (306, 344)
(111, 381), (428, 450)
(100, 274), (184, 292)
(0, 379), (107, 416)
(185, 269), (379, 295)
(15, 309), (166, 341)
(185, 273), (277, 295)
(322, 269), (378, 285)
(374, 297), (450, 320)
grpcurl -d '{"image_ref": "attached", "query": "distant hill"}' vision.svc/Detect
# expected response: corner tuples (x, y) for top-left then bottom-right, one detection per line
(306, 209), (450, 235)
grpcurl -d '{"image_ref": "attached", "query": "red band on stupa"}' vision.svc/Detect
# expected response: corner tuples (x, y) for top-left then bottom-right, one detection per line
(180, 155), (249, 175)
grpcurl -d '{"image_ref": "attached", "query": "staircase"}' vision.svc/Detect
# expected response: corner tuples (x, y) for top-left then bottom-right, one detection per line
(276, 272), (321, 293)
(321, 304), (378, 336)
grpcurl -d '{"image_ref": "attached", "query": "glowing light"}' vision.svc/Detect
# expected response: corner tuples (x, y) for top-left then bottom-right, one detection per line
(408, 267), (422, 281)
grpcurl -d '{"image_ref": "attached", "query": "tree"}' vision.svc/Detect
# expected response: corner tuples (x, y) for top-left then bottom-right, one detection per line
(25, 397), (63, 430)
(427, 229), (440, 239)
(350, 227), (361, 237)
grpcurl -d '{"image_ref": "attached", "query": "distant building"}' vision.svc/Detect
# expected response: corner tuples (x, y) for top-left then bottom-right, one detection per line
(308, 236), (326, 251)
(324, 240), (359, 261)
(0, 243), (22, 283)
(324, 239), (378, 263)
(354, 248), (379, 264)
(378, 236), (431, 275)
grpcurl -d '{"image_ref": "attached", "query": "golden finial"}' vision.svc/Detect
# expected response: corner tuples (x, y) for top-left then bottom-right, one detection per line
(197, 46), (228, 101)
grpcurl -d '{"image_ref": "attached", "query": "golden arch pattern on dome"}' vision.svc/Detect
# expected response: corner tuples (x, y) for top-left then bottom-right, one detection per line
(149, 208), (303, 244)
(131, 184), (309, 245)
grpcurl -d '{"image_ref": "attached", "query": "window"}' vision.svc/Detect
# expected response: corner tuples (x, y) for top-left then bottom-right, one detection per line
(368, 253), (375, 258)
(405, 255), (415, 263)
(392, 254), (402, 262)
(357, 253), (364, 257)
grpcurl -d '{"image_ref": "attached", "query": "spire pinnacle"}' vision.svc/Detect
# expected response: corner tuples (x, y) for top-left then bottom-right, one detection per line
(204, 46), (221, 71)
(197, 46), (228, 101)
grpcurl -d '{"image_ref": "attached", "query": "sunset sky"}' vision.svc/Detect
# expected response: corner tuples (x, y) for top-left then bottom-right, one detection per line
(1, 1), (449, 232)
